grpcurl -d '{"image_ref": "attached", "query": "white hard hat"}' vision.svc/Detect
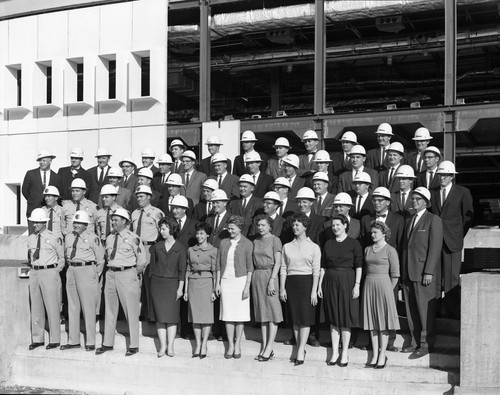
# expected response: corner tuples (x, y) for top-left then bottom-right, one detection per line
(295, 187), (316, 200)
(165, 173), (183, 186)
(263, 191), (282, 204)
(413, 187), (431, 202)
(340, 131), (358, 144)
(423, 146), (441, 158)
(170, 139), (185, 149)
(141, 147), (156, 158)
(353, 172), (372, 184)
(313, 150), (332, 162)
(100, 184), (118, 195)
(372, 187), (392, 201)
(73, 210), (91, 224)
(241, 130), (257, 142)
(273, 177), (291, 188)
(436, 160), (458, 175)
(170, 195), (189, 208)
(203, 179), (219, 190)
(205, 135), (223, 145)
(69, 147), (84, 159)
(212, 153), (228, 163)
(333, 193), (354, 206)
(244, 151), (263, 163)
(394, 165), (416, 178)
(157, 153), (173, 164)
(349, 145), (367, 156)
(413, 127), (433, 141)
(108, 167), (123, 178)
(239, 174), (256, 185)
(181, 150), (197, 161)
(210, 189), (230, 201)
(137, 168), (153, 179)
(37, 149), (56, 161)
(43, 186), (60, 197)
(312, 172), (330, 184)
(119, 157), (136, 168)
(282, 154), (299, 168)
(387, 142), (405, 155)
(95, 147), (111, 157)
(273, 137), (291, 148)
(375, 123), (393, 135)
(28, 208), (50, 222)
(301, 130), (319, 141)
(135, 185), (152, 195)
(112, 208), (131, 222)
(70, 178), (87, 190)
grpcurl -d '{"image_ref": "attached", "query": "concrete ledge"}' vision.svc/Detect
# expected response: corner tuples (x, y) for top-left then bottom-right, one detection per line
(0, 235), (28, 261)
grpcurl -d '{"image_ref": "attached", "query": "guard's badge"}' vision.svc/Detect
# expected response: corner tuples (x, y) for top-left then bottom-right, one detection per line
(146, 213), (151, 217)
(75, 213), (80, 220)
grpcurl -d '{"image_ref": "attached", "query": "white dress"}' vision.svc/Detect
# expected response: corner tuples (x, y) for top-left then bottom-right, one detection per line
(220, 239), (250, 322)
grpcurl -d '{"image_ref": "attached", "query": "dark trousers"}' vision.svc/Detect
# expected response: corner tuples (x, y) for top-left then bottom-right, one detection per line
(441, 247), (462, 316)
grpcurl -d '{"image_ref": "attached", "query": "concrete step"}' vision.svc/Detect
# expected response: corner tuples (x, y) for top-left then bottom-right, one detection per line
(10, 346), (458, 395)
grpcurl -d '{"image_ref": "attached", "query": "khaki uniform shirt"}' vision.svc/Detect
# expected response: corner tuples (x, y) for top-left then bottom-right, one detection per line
(96, 203), (123, 242)
(27, 229), (64, 271)
(42, 205), (65, 237)
(62, 198), (99, 235)
(105, 229), (147, 273)
(130, 204), (164, 243)
(64, 230), (105, 275)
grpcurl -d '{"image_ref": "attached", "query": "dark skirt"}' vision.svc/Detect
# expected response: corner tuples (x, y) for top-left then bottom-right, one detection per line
(149, 275), (180, 324)
(322, 269), (359, 328)
(286, 275), (315, 326)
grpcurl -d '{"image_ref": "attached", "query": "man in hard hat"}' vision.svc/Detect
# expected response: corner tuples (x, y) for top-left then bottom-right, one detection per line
(430, 161), (473, 319)
(311, 172), (335, 218)
(401, 187), (443, 359)
(322, 193), (360, 241)
(152, 153), (174, 192)
(298, 130), (320, 174)
(127, 168), (161, 212)
(27, 208), (64, 350)
(244, 151), (275, 199)
(266, 137), (291, 179)
(416, 146), (441, 190)
(57, 148), (92, 200)
(104, 167), (131, 209)
(337, 145), (379, 193)
(331, 131), (357, 177)
(96, 185), (122, 244)
(42, 186), (65, 238)
(61, 210), (104, 352)
(391, 165), (417, 219)
(207, 189), (231, 249)
(281, 154), (305, 200)
(366, 123), (393, 172)
(22, 149), (59, 234)
(170, 139), (187, 174)
(229, 174), (264, 236)
(96, 208), (147, 357)
(208, 153), (240, 200)
(158, 173), (194, 215)
(88, 148), (112, 204)
(309, 150), (337, 195)
(378, 142), (405, 193)
(136, 147), (159, 176)
(233, 130), (268, 177)
(407, 127), (433, 173)
(193, 179), (218, 222)
(200, 135), (232, 177)
(119, 158), (138, 193)
(272, 177), (298, 219)
(181, 150), (207, 205)
(61, 178), (98, 236)
(349, 172), (375, 220)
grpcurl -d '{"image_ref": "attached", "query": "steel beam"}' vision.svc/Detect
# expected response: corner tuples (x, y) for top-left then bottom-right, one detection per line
(314, 0), (325, 115)
(199, 0), (211, 122)
(443, 0), (457, 161)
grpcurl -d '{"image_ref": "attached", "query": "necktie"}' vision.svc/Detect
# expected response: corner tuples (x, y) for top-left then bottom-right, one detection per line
(218, 175), (222, 188)
(136, 209), (144, 237)
(417, 156), (424, 172)
(253, 175), (257, 185)
(401, 192), (406, 209)
(215, 215), (220, 230)
(356, 196), (362, 214)
(178, 218), (182, 231)
(48, 208), (54, 231)
(123, 175), (128, 185)
(409, 215), (417, 236)
(279, 160), (282, 170)
(109, 233), (118, 260)
(441, 188), (447, 208)
(380, 148), (385, 167)
(76, 201), (81, 211)
(161, 174), (165, 185)
(106, 208), (111, 236)
(185, 172), (190, 187)
(344, 154), (348, 166)
(43, 171), (47, 188)
(427, 171), (434, 189)
(316, 196), (323, 213)
(98, 168), (104, 184)
(169, 197), (173, 212)
(278, 204), (283, 216)
(33, 234), (41, 261)
(174, 162), (179, 173)
(388, 167), (395, 185)
(207, 202), (212, 215)
(355, 169), (359, 178)
(242, 198), (247, 209)
(70, 233), (79, 260)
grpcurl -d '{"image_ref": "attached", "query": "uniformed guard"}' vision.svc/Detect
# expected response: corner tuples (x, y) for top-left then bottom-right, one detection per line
(96, 184), (123, 244)
(27, 208), (64, 350)
(61, 178), (98, 235)
(96, 208), (147, 356)
(42, 186), (65, 238)
(61, 210), (104, 351)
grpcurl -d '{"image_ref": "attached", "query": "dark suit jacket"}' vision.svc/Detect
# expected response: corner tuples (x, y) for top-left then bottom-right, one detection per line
(228, 195), (264, 236)
(321, 216), (360, 246)
(430, 184), (473, 253)
(182, 170), (207, 205)
(378, 165), (402, 194)
(22, 168), (59, 217)
(88, 165), (110, 203)
(298, 152), (319, 173)
(266, 158), (286, 179)
(177, 217), (197, 249)
(207, 211), (231, 248)
(120, 174), (138, 193)
(209, 173), (240, 200)
(282, 212), (325, 245)
(349, 192), (375, 220)
(390, 189), (415, 219)
(253, 173), (275, 199)
(172, 160), (186, 175)
(193, 201), (212, 222)
(200, 156), (232, 177)
(416, 169), (440, 190)
(152, 171), (172, 193)
(366, 147), (391, 172)
(312, 193), (336, 218)
(280, 199), (299, 219)
(401, 210), (443, 282)
(359, 211), (404, 250)
(247, 214), (286, 241)
(158, 191), (194, 217)
(337, 167), (379, 193)
(233, 151), (268, 177)
(57, 166), (92, 200)
(406, 152), (425, 173)
(288, 175), (306, 200)
(331, 151), (352, 177)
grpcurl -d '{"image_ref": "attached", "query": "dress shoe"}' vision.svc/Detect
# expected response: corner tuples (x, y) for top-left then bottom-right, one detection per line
(157, 352), (166, 358)
(199, 354), (207, 360)
(258, 351), (274, 362)
(95, 345), (114, 355)
(85, 345), (95, 352)
(386, 345), (399, 352)
(60, 344), (80, 350)
(375, 356), (388, 369)
(224, 353), (233, 359)
(401, 345), (417, 353)
(125, 347), (139, 356)
(284, 336), (296, 346)
(307, 337), (320, 347)
(294, 350), (306, 366)
(46, 343), (60, 350)
(409, 347), (429, 360)
(233, 352), (241, 359)
(29, 342), (44, 351)
(338, 359), (349, 367)
(326, 361), (337, 366)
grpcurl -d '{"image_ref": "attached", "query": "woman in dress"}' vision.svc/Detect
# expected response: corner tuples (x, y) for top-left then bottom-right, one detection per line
(280, 213), (321, 366)
(215, 215), (253, 359)
(318, 214), (362, 367)
(148, 216), (186, 358)
(252, 214), (283, 362)
(184, 222), (217, 359)
(362, 221), (400, 369)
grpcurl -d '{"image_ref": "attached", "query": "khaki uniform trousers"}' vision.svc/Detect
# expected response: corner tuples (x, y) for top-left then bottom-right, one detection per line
(29, 268), (62, 343)
(66, 265), (98, 346)
(103, 269), (140, 348)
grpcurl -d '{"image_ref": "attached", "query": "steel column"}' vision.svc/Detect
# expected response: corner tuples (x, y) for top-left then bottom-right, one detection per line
(314, 0), (325, 115)
(270, 68), (280, 116)
(443, 0), (457, 161)
(199, 0), (211, 122)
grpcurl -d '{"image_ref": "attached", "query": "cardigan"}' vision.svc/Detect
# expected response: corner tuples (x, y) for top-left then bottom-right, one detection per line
(216, 235), (254, 278)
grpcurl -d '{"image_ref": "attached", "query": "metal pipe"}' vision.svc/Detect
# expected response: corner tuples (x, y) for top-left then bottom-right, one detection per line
(199, 0), (211, 122)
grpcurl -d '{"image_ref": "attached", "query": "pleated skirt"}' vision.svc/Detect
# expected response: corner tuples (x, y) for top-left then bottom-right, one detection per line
(322, 269), (359, 328)
(286, 275), (315, 326)
(188, 277), (214, 324)
(251, 270), (283, 323)
(362, 274), (400, 331)
(150, 276), (180, 324)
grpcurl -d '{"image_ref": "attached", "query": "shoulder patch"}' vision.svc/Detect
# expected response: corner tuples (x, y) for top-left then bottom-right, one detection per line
(134, 237), (140, 246)
(57, 238), (63, 245)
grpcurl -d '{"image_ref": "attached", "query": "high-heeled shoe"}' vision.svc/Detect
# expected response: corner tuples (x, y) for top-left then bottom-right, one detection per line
(157, 352), (166, 358)
(294, 350), (306, 366)
(364, 362), (377, 368)
(192, 353), (200, 358)
(327, 355), (340, 366)
(199, 353), (207, 359)
(254, 354), (263, 361)
(374, 356), (388, 369)
(338, 358), (349, 367)
(258, 351), (274, 362)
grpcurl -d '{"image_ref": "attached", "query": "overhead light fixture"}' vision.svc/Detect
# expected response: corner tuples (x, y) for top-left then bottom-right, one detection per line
(276, 110), (287, 117)
(375, 15), (405, 33)
(387, 104), (397, 110)
(410, 101), (421, 108)
(266, 29), (295, 45)
(456, 98), (465, 105)
(251, 114), (262, 119)
(224, 115), (234, 121)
